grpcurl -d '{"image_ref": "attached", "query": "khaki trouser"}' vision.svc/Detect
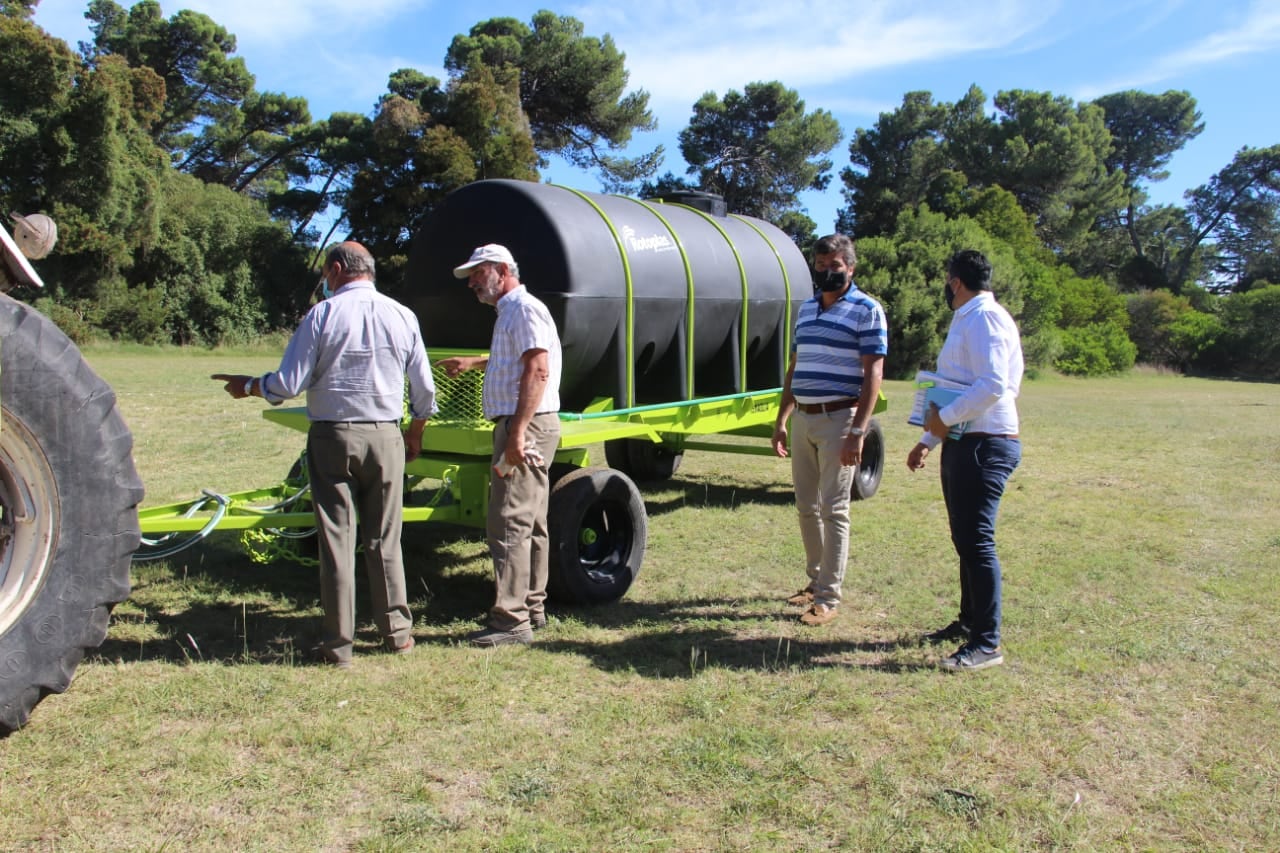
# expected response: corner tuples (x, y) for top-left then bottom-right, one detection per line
(308, 421), (412, 663)
(790, 409), (856, 608)
(487, 412), (561, 630)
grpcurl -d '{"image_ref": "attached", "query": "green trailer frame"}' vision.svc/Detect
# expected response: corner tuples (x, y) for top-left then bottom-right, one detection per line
(136, 348), (887, 603)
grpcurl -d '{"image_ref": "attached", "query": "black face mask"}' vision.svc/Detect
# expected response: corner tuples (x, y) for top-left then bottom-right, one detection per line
(943, 281), (956, 310)
(812, 269), (847, 293)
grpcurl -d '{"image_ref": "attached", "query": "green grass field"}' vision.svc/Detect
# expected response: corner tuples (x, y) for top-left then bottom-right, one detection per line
(1, 346), (1278, 851)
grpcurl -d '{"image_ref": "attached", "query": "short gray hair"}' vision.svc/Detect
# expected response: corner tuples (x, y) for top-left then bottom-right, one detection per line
(325, 242), (376, 280)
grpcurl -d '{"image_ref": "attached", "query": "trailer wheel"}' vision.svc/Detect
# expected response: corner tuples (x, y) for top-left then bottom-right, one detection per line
(602, 438), (683, 482)
(850, 417), (884, 501)
(547, 467), (647, 604)
(602, 439), (630, 473)
(0, 295), (142, 735)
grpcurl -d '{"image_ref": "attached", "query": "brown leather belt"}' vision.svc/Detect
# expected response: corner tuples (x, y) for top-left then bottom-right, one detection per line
(491, 412), (557, 423)
(962, 432), (1019, 439)
(796, 398), (858, 415)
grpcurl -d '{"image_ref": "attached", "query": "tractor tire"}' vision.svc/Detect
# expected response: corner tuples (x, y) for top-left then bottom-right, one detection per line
(0, 295), (143, 735)
(850, 417), (885, 501)
(547, 466), (647, 604)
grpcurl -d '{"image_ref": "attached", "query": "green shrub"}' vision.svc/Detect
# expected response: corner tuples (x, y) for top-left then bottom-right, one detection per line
(1196, 283), (1280, 378)
(1127, 290), (1222, 370)
(29, 296), (99, 345)
(1055, 322), (1137, 375)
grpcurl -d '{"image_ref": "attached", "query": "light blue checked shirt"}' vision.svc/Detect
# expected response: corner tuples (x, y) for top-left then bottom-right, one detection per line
(261, 280), (437, 423)
(483, 285), (561, 420)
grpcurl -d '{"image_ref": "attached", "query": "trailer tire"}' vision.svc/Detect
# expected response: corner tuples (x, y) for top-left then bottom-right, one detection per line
(547, 467), (646, 604)
(602, 438), (683, 482)
(0, 295), (142, 735)
(850, 417), (884, 501)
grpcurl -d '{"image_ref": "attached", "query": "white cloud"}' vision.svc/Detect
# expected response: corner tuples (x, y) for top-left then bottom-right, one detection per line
(172, 0), (436, 48)
(1155, 2), (1280, 66)
(1076, 0), (1280, 98)
(572, 0), (1057, 109)
(34, 0), (438, 54)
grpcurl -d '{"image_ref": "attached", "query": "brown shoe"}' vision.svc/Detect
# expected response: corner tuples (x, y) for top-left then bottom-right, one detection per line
(799, 603), (838, 626)
(387, 636), (415, 656)
(786, 588), (816, 606)
(309, 645), (353, 669)
(468, 625), (533, 647)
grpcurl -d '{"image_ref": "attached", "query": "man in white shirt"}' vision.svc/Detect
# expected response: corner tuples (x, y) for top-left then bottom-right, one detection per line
(435, 244), (563, 647)
(213, 241), (437, 668)
(907, 249), (1023, 671)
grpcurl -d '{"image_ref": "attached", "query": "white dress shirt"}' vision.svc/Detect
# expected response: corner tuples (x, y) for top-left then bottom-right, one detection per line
(920, 291), (1023, 449)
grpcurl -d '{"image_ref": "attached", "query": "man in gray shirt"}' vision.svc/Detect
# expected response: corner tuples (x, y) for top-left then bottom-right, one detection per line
(214, 242), (437, 668)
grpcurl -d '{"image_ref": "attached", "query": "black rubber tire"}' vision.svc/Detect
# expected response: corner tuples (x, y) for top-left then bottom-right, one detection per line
(602, 438), (631, 472)
(627, 438), (683, 482)
(850, 417), (885, 501)
(0, 295), (143, 735)
(546, 466), (647, 604)
(548, 461), (579, 489)
(602, 437), (683, 482)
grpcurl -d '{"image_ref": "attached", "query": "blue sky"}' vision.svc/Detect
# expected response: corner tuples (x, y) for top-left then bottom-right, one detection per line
(31, 0), (1280, 232)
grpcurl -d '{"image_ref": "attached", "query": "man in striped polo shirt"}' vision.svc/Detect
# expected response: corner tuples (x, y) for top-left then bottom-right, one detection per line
(771, 234), (888, 626)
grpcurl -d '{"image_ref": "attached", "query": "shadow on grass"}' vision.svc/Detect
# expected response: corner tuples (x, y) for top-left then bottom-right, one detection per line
(534, 631), (940, 676)
(95, 513), (936, 676)
(93, 521), (496, 666)
(640, 474), (796, 518)
(526, 595), (940, 676)
(399, 593), (941, 676)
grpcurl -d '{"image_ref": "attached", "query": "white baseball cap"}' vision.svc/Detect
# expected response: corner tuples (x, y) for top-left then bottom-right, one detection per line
(453, 243), (515, 278)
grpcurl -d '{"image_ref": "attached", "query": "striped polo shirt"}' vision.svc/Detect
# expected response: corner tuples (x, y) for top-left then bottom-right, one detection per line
(790, 284), (889, 403)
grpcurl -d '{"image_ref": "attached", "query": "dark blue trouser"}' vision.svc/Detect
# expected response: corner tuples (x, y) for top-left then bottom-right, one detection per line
(940, 435), (1021, 652)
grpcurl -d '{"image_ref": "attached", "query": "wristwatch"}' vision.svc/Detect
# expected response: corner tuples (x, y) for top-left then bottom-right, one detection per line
(848, 426), (866, 437)
(243, 378), (254, 397)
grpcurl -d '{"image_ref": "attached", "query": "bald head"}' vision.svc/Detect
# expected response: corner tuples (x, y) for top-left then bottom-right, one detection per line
(324, 241), (376, 284)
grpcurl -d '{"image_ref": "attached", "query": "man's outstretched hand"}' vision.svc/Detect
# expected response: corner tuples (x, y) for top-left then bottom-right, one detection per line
(211, 373), (252, 399)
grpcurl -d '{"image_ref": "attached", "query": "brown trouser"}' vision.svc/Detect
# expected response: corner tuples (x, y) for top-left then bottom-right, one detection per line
(790, 408), (856, 608)
(486, 412), (561, 630)
(308, 421), (412, 663)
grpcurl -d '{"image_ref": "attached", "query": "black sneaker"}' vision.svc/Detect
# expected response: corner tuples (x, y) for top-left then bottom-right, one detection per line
(939, 645), (1003, 672)
(923, 620), (969, 644)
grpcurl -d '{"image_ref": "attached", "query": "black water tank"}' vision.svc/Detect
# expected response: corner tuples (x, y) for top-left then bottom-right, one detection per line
(404, 180), (810, 412)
